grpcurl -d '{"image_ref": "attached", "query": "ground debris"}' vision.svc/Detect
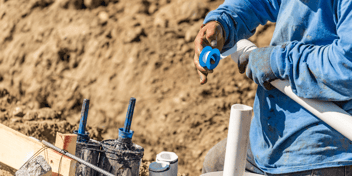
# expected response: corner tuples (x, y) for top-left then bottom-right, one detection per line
(15, 156), (51, 176)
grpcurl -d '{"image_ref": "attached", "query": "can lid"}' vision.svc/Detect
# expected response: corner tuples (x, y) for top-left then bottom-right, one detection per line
(156, 151), (178, 164)
(149, 161), (170, 172)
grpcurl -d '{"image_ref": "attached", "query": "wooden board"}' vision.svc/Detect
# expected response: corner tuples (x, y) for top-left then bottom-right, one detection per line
(0, 123), (77, 176)
(55, 132), (77, 156)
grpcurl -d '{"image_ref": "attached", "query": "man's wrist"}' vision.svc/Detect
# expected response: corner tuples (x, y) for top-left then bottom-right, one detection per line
(270, 44), (288, 80)
(214, 21), (226, 41)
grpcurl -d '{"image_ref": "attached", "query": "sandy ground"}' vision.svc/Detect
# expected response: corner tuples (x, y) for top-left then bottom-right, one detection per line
(0, 0), (275, 175)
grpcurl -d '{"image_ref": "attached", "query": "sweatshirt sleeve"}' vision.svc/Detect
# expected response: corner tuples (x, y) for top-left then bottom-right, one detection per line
(270, 1), (352, 101)
(203, 0), (280, 52)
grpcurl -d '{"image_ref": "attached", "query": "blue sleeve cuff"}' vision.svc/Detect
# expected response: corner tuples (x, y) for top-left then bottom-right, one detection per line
(203, 14), (230, 44)
(270, 44), (290, 80)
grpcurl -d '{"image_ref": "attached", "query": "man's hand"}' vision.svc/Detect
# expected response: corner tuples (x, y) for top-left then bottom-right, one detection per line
(193, 21), (225, 84)
(238, 47), (277, 90)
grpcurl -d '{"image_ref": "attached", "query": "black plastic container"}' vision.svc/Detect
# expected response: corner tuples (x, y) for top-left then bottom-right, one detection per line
(75, 139), (102, 176)
(97, 138), (144, 176)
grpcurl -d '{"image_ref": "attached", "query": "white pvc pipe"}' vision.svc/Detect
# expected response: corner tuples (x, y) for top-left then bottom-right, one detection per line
(149, 161), (171, 176)
(156, 151), (178, 176)
(223, 104), (253, 176)
(271, 80), (352, 141)
(222, 39), (352, 142)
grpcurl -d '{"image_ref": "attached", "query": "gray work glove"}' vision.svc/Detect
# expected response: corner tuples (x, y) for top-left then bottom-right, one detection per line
(238, 46), (277, 90)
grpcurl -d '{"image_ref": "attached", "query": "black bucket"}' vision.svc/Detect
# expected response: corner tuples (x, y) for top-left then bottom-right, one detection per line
(97, 139), (144, 176)
(75, 140), (102, 176)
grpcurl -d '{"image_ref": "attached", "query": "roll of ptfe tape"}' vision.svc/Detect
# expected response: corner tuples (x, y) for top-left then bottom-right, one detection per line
(199, 46), (221, 70)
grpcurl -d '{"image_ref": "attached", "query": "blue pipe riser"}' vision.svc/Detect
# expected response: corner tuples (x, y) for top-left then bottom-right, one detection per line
(123, 97), (136, 133)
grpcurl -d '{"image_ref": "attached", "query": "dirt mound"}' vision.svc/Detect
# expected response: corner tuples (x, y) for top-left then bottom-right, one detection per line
(0, 88), (103, 143)
(0, 0), (274, 175)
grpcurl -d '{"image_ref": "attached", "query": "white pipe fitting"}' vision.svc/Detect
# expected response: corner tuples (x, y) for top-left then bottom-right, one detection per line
(149, 161), (171, 176)
(199, 104), (256, 176)
(156, 151), (178, 176)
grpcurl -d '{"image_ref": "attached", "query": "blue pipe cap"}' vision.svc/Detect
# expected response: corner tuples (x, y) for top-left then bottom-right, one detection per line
(199, 46), (221, 70)
(118, 127), (134, 139)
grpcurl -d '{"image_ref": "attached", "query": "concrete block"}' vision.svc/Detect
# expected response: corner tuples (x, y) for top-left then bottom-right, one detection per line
(15, 155), (52, 176)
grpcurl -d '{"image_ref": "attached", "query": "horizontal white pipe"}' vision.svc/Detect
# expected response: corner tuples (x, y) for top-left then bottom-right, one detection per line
(222, 39), (352, 142)
(223, 104), (253, 176)
(271, 80), (352, 141)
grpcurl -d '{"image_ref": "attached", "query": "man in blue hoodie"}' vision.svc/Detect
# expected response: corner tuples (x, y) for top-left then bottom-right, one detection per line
(194, 0), (352, 175)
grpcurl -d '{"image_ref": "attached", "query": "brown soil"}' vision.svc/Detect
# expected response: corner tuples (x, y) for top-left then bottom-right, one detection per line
(0, 0), (275, 175)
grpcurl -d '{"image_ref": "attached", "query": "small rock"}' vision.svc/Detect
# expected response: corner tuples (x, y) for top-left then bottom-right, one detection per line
(83, 0), (93, 8)
(159, 114), (166, 120)
(58, 0), (83, 9)
(185, 20), (203, 42)
(84, 0), (102, 8)
(16, 155), (52, 176)
(167, 52), (175, 57)
(23, 111), (38, 121)
(98, 11), (109, 25)
(159, 0), (171, 5)
(0, 112), (8, 122)
(181, 45), (191, 53)
(148, 3), (158, 14)
(13, 107), (24, 117)
(123, 27), (144, 43)
(125, 2), (149, 15)
(192, 149), (203, 158)
(247, 91), (255, 99)
(21, 21), (31, 32)
(154, 16), (168, 28)
(10, 117), (22, 123)
(185, 28), (198, 42)
(224, 85), (235, 93)
(27, 101), (40, 109)
(176, 0), (208, 23)
(37, 108), (58, 120)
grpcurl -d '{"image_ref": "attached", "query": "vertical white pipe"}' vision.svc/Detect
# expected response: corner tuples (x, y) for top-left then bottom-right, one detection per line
(149, 161), (171, 176)
(156, 151), (178, 176)
(223, 104), (253, 176)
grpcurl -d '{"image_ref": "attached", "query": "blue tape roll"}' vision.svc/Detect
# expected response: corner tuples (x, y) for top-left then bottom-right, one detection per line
(199, 46), (221, 70)
(118, 127), (134, 139)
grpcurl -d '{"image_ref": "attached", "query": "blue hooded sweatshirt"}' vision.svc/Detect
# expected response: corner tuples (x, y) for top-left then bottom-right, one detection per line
(204, 0), (352, 174)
